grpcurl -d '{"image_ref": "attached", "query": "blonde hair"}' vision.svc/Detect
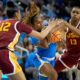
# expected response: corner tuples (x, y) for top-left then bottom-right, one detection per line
(22, 3), (40, 25)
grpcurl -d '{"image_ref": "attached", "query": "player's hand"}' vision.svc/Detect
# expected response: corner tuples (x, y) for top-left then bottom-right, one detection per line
(48, 19), (60, 26)
(48, 19), (66, 28)
(56, 19), (68, 27)
(48, 19), (55, 28)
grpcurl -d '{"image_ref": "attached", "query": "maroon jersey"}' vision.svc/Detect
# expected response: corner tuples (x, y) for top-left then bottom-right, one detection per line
(66, 30), (80, 53)
(0, 19), (32, 51)
(54, 23), (80, 73)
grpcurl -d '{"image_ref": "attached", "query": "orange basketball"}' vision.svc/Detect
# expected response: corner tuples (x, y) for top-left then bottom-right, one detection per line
(49, 31), (62, 43)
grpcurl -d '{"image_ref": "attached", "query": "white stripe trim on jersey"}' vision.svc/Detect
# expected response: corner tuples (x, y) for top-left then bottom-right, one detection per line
(14, 21), (20, 34)
(43, 57), (55, 61)
(59, 55), (71, 69)
(5, 52), (15, 76)
(15, 45), (29, 56)
(39, 73), (47, 77)
(35, 54), (49, 70)
(35, 53), (49, 77)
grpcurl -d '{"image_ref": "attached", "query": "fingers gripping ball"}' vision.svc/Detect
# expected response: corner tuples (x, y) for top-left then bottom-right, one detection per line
(48, 31), (62, 43)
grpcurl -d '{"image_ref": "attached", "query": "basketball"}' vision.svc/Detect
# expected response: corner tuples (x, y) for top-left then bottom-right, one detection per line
(48, 31), (62, 43)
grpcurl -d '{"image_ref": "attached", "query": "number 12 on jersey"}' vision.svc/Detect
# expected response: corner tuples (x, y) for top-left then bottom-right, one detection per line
(0, 22), (11, 32)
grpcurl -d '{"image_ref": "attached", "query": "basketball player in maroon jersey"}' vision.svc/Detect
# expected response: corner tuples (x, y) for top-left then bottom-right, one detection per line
(0, 4), (62, 80)
(54, 6), (80, 73)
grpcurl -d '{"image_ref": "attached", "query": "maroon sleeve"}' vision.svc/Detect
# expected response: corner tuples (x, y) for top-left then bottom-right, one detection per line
(17, 22), (32, 34)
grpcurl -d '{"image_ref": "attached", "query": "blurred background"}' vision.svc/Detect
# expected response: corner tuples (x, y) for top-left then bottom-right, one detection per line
(0, 0), (80, 80)
(0, 0), (80, 21)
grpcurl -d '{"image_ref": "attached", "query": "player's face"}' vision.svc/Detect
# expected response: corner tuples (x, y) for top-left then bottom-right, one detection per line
(34, 18), (43, 32)
(71, 7), (80, 21)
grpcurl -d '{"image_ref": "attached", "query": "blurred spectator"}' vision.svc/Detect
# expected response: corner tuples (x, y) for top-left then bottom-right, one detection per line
(42, 4), (57, 19)
(0, 1), (6, 20)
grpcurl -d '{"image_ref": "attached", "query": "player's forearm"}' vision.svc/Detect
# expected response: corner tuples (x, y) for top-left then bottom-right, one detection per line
(40, 25), (56, 39)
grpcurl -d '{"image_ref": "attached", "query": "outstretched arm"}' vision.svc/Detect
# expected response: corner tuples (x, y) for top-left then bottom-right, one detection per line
(63, 21), (80, 35)
(29, 20), (61, 40)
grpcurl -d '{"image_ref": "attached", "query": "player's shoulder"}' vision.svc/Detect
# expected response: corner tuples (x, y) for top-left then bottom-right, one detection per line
(0, 20), (8, 24)
(3, 19), (18, 24)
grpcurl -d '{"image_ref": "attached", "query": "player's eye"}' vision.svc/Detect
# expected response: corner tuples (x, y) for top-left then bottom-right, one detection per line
(72, 10), (79, 14)
(72, 11), (76, 13)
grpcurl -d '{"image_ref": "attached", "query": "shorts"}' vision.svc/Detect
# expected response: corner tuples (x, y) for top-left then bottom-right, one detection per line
(25, 53), (55, 70)
(25, 53), (55, 78)
(34, 54), (55, 70)
(61, 51), (80, 68)
(0, 49), (22, 76)
(55, 51), (80, 72)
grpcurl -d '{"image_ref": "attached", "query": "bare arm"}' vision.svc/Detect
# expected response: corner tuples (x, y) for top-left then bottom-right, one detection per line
(64, 21), (80, 35)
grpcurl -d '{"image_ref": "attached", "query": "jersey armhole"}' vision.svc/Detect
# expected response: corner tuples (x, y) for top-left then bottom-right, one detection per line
(14, 21), (20, 34)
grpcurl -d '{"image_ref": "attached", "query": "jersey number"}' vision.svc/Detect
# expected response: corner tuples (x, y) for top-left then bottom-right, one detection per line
(70, 39), (77, 45)
(0, 22), (11, 32)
